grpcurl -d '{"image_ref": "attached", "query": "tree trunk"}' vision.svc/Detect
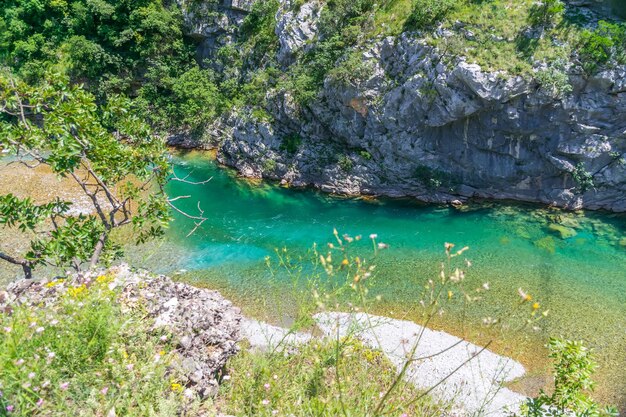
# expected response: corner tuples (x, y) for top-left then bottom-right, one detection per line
(89, 231), (109, 269)
(0, 251), (33, 279)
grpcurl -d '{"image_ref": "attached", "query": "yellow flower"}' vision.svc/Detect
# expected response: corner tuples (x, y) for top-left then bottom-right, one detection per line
(448, 291), (453, 299)
(67, 285), (86, 298)
(159, 350), (165, 356)
(532, 302), (540, 310)
(341, 259), (349, 266)
(170, 382), (183, 393)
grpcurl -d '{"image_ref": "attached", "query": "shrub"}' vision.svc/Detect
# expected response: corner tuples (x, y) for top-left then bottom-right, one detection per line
(527, 0), (565, 27)
(535, 59), (572, 98)
(414, 164), (457, 190)
(521, 338), (618, 417)
(280, 134), (302, 154)
(338, 154), (354, 172)
(0, 276), (194, 416)
(578, 21), (626, 74)
(571, 162), (594, 193)
(405, 0), (459, 31)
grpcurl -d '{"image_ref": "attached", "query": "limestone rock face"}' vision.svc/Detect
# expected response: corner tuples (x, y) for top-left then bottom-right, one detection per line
(177, 0), (626, 212)
(275, 0), (321, 65)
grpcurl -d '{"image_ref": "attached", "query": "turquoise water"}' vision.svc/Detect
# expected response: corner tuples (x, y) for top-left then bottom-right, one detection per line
(125, 151), (626, 407)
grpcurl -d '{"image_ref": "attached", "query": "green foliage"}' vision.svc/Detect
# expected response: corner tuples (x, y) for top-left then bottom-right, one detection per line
(239, 0), (281, 67)
(0, 275), (199, 416)
(318, 0), (375, 39)
(405, 0), (459, 30)
(535, 59), (572, 98)
(327, 52), (374, 86)
(358, 149), (373, 160)
(521, 338), (618, 417)
(578, 21), (626, 74)
(527, 0), (565, 27)
(0, 71), (174, 277)
(414, 165), (456, 190)
(262, 158), (277, 172)
(218, 337), (437, 417)
(571, 162), (594, 193)
(338, 154), (354, 172)
(0, 0), (213, 130)
(139, 66), (224, 131)
(280, 133), (302, 154)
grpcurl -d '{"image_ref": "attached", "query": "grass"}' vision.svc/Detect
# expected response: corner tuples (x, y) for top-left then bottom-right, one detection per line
(216, 337), (445, 417)
(0, 275), (201, 416)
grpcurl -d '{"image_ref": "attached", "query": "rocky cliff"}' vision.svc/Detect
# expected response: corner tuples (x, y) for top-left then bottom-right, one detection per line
(173, 0), (626, 212)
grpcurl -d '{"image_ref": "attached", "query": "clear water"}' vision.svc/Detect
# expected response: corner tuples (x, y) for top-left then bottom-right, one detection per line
(125, 151), (626, 408)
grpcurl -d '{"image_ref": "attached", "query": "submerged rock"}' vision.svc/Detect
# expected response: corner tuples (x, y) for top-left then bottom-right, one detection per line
(548, 223), (578, 239)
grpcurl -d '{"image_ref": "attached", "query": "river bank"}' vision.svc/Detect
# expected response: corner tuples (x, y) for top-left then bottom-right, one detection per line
(1, 155), (624, 411)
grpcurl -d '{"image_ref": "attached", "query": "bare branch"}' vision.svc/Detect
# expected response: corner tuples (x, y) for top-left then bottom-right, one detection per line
(170, 170), (213, 185)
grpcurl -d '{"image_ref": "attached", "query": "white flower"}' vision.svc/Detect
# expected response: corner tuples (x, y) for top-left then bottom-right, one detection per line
(369, 234), (378, 240)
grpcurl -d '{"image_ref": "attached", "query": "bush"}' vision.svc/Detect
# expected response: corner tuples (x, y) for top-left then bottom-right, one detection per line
(280, 133), (302, 154)
(572, 162), (594, 193)
(338, 154), (354, 172)
(0, 276), (194, 416)
(578, 21), (626, 74)
(527, 0), (565, 27)
(521, 338), (618, 417)
(405, 0), (458, 30)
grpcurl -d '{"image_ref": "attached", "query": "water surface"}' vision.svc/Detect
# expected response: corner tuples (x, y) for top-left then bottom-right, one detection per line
(125, 151), (626, 408)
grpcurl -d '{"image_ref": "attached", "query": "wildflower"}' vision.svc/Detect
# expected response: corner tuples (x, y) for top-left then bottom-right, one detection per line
(6, 405), (14, 412)
(159, 350), (165, 356)
(59, 382), (69, 390)
(448, 291), (453, 299)
(36, 398), (43, 407)
(2, 327), (11, 333)
(160, 335), (168, 342)
(47, 352), (56, 360)
(170, 383), (183, 393)
(42, 380), (50, 388)
(222, 375), (231, 381)
(261, 399), (270, 406)
(272, 374), (278, 380)
(15, 359), (24, 366)
(532, 302), (540, 310)
(36, 327), (45, 333)
(272, 410), (278, 415)
(341, 258), (349, 266)
(22, 382), (31, 389)
(101, 386), (109, 395)
(369, 234), (378, 240)
(29, 322), (37, 328)
(482, 282), (490, 290)
(183, 388), (194, 399)
(264, 383), (270, 390)
(28, 372), (36, 379)
(50, 319), (59, 326)
(126, 364), (134, 371)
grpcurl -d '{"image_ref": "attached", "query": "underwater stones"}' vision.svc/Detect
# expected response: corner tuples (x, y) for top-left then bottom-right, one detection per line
(534, 236), (557, 254)
(547, 223), (578, 239)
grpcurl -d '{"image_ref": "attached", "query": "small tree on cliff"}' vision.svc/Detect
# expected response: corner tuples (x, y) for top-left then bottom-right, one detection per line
(0, 70), (207, 278)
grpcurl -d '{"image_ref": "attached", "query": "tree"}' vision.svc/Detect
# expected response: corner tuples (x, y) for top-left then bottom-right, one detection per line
(0, 70), (207, 279)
